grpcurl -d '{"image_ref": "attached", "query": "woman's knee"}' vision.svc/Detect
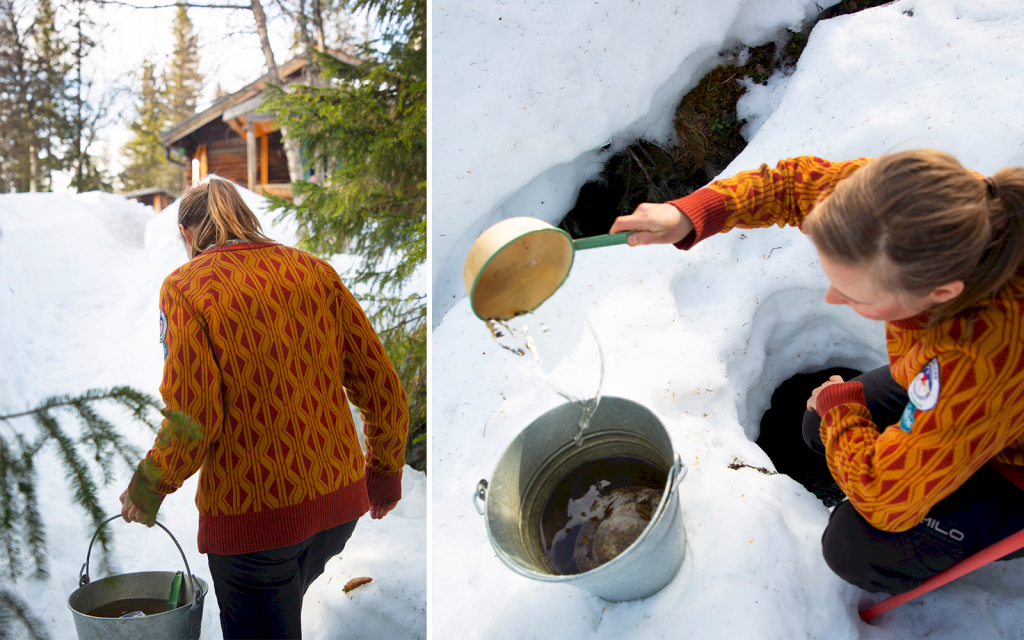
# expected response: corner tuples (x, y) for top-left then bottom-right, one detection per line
(802, 409), (826, 455)
(821, 502), (915, 594)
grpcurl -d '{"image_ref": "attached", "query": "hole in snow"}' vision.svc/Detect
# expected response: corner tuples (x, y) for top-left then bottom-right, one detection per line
(727, 286), (887, 503)
(756, 367), (859, 508)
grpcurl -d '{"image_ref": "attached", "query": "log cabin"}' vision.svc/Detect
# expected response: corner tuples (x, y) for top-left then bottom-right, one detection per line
(160, 50), (360, 199)
(122, 186), (179, 212)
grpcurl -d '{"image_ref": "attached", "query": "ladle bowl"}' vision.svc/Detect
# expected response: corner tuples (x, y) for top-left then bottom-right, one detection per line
(463, 217), (630, 320)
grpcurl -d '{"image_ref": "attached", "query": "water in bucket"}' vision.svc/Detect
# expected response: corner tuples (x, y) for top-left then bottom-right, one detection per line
(539, 455), (667, 574)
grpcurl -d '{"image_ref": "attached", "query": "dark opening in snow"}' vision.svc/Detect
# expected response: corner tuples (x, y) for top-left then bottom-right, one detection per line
(756, 367), (861, 508)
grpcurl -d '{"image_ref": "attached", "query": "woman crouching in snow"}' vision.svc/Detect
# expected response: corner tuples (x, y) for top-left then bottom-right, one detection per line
(610, 149), (1024, 594)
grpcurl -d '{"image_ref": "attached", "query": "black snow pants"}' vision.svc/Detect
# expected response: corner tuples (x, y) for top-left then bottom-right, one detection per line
(207, 518), (358, 639)
(801, 365), (1024, 594)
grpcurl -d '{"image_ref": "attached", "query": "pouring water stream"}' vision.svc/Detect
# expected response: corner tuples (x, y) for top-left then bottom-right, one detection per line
(485, 285), (603, 443)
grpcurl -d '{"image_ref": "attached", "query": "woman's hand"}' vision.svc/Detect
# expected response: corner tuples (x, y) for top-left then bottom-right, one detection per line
(369, 500), (398, 520)
(609, 203), (695, 246)
(807, 375), (846, 413)
(119, 487), (155, 527)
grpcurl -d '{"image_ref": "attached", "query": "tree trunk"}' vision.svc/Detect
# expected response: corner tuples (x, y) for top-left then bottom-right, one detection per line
(249, 0), (304, 185)
(312, 0), (325, 51)
(28, 141), (36, 192)
(249, 0), (279, 82)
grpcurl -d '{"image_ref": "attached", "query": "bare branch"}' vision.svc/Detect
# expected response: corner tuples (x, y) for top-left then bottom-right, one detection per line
(85, 0), (250, 9)
(273, 0), (297, 21)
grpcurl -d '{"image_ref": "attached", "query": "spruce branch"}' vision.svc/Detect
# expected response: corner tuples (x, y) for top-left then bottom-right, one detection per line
(0, 386), (166, 581)
(0, 588), (51, 640)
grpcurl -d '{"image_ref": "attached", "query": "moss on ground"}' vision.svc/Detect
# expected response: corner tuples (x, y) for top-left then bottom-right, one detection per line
(558, 1), (892, 239)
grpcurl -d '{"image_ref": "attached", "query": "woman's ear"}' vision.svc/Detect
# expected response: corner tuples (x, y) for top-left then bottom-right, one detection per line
(179, 224), (194, 247)
(929, 280), (965, 304)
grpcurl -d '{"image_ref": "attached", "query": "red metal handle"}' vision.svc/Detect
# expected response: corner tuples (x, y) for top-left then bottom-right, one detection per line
(860, 527), (1024, 622)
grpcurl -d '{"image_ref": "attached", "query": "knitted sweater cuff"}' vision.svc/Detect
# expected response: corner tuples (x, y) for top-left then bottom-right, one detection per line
(366, 467), (403, 504)
(666, 188), (729, 250)
(815, 381), (867, 417)
(127, 463), (168, 522)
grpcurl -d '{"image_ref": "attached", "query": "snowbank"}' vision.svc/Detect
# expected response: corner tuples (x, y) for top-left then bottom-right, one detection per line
(432, 1), (1024, 638)
(0, 186), (425, 639)
(431, 0), (838, 324)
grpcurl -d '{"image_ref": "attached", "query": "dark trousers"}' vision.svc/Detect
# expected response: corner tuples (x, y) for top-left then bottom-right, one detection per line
(208, 519), (358, 639)
(801, 366), (1024, 594)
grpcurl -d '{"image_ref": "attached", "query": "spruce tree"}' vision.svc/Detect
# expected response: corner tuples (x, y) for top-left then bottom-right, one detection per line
(163, 1), (204, 128)
(119, 60), (178, 192)
(0, 0), (74, 193)
(28, 0), (73, 192)
(261, 0), (426, 470)
(0, 0), (32, 193)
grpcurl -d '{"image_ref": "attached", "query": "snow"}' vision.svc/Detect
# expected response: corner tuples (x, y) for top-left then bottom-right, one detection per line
(432, 0), (1024, 638)
(0, 186), (425, 639)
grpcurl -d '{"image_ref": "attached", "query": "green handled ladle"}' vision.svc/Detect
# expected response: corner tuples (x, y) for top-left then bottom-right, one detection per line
(463, 217), (632, 320)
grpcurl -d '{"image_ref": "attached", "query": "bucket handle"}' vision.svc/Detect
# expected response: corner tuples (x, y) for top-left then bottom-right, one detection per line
(669, 454), (688, 494)
(78, 515), (204, 612)
(473, 479), (488, 516)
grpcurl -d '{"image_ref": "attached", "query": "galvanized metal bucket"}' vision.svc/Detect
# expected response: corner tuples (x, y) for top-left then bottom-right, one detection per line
(68, 515), (207, 640)
(473, 396), (688, 602)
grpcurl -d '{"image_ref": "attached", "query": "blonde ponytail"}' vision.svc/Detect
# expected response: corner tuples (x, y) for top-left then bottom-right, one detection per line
(177, 177), (275, 259)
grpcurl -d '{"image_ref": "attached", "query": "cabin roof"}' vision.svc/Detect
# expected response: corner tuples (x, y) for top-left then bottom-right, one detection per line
(161, 49), (361, 147)
(121, 186), (180, 198)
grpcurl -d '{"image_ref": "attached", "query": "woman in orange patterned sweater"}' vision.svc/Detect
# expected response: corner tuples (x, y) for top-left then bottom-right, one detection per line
(611, 149), (1024, 594)
(118, 178), (409, 638)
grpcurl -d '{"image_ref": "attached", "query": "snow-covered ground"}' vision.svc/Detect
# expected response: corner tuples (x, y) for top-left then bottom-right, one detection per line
(432, 1), (1024, 639)
(0, 187), (425, 639)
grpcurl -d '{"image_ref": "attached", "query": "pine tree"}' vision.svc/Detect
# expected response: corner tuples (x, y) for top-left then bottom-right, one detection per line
(0, 0), (32, 193)
(163, 1), (203, 128)
(28, 0), (73, 192)
(119, 60), (179, 192)
(119, 3), (203, 193)
(261, 0), (426, 470)
(0, 0), (74, 193)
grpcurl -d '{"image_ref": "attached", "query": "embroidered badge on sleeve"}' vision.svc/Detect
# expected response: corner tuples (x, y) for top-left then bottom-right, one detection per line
(159, 309), (168, 360)
(899, 402), (917, 433)
(908, 357), (941, 411)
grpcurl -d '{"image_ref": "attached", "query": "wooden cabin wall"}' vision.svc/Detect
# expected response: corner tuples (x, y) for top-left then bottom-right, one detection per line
(267, 131), (290, 183)
(182, 120), (291, 187)
(188, 120), (248, 185)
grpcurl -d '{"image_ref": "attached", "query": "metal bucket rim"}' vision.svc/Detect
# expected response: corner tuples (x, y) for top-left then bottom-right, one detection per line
(67, 571), (209, 619)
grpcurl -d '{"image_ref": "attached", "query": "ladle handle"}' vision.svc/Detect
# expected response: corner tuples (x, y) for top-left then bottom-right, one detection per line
(573, 232), (633, 251)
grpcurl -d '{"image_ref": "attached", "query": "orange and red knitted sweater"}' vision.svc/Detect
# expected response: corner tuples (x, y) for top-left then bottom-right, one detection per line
(668, 156), (1024, 533)
(128, 241), (408, 555)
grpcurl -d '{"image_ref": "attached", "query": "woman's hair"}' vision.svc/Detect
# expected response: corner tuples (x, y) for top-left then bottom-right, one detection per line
(804, 149), (1024, 326)
(177, 177), (274, 259)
